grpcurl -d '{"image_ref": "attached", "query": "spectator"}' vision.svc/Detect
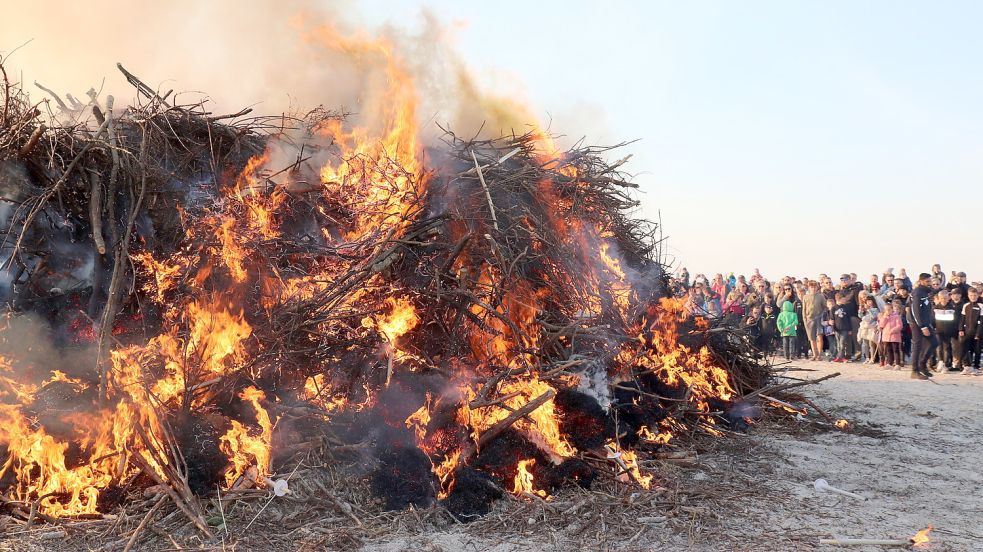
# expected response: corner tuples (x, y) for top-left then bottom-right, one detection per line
(907, 273), (938, 380)
(742, 305), (762, 345)
(858, 296), (880, 364)
(933, 290), (959, 371)
(947, 271), (969, 297)
(777, 301), (799, 361)
(760, 303), (778, 356)
(822, 297), (838, 360)
(841, 274), (863, 360)
(958, 287), (982, 375)
(898, 268), (912, 291)
(832, 293), (853, 363)
(722, 291), (746, 324)
(802, 280), (826, 361)
(932, 264), (946, 288)
(896, 286), (912, 360)
(878, 301), (903, 368)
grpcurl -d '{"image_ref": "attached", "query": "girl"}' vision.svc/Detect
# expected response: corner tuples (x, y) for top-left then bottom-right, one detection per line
(878, 302), (903, 368)
(858, 296), (880, 364)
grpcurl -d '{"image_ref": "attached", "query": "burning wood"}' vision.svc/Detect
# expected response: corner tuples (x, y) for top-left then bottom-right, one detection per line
(0, 55), (773, 525)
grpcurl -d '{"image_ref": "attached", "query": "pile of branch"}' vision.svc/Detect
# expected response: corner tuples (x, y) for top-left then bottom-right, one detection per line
(0, 60), (777, 532)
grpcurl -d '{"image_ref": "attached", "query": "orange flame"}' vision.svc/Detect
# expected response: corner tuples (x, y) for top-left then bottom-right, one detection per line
(513, 459), (548, 498)
(911, 524), (932, 547)
(219, 386), (276, 486)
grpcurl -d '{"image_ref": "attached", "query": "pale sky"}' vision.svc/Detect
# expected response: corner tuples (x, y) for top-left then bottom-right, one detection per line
(3, 1), (981, 282)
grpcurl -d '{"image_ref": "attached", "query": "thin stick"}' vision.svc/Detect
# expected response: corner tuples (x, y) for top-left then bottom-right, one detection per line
(122, 494), (165, 552)
(471, 148), (498, 231)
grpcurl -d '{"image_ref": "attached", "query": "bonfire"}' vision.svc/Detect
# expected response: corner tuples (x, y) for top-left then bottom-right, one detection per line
(0, 49), (776, 542)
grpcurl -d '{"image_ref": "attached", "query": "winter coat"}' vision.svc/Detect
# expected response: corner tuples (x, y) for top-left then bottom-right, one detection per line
(760, 313), (778, 340)
(961, 300), (983, 339)
(858, 307), (880, 341)
(933, 301), (960, 338)
(776, 301), (799, 337)
(878, 312), (902, 343)
(907, 284), (933, 330)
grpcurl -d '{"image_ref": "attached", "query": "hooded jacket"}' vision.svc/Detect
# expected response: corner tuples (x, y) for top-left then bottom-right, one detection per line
(776, 301), (799, 337)
(878, 311), (902, 343)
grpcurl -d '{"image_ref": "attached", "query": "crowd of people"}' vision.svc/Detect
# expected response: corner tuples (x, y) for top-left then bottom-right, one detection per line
(669, 265), (983, 380)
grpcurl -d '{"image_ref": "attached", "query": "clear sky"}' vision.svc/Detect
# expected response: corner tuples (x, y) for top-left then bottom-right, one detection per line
(3, 1), (981, 282)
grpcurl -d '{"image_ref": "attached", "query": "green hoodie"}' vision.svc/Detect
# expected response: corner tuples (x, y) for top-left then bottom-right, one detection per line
(777, 301), (799, 337)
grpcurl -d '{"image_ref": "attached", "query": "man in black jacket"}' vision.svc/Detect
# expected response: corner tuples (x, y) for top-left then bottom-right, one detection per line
(907, 273), (938, 379)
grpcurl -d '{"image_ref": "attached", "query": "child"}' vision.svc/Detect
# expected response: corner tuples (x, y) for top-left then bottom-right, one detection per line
(822, 298), (838, 361)
(878, 302), (903, 368)
(932, 290), (958, 371)
(832, 293), (853, 363)
(958, 287), (983, 375)
(759, 303), (778, 356)
(858, 297), (880, 364)
(776, 300), (799, 361)
(742, 305), (762, 344)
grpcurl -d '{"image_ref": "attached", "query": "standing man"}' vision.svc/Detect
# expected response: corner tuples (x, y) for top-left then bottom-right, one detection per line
(907, 273), (938, 379)
(802, 280), (827, 361)
(842, 274), (863, 360)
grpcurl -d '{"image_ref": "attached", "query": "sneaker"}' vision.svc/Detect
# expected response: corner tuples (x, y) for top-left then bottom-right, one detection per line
(936, 360), (945, 371)
(921, 369), (935, 378)
(961, 367), (974, 375)
(973, 369), (983, 377)
(911, 371), (929, 380)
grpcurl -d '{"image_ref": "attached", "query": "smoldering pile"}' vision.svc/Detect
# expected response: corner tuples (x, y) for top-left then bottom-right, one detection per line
(0, 62), (771, 532)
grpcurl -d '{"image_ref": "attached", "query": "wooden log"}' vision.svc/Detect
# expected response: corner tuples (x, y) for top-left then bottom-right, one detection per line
(477, 389), (555, 449)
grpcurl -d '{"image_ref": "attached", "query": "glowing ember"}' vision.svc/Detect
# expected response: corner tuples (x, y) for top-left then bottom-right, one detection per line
(834, 419), (850, 429)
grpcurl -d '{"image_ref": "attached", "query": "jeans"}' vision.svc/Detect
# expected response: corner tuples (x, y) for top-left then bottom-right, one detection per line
(825, 332), (837, 358)
(911, 328), (940, 371)
(782, 335), (796, 359)
(835, 331), (851, 359)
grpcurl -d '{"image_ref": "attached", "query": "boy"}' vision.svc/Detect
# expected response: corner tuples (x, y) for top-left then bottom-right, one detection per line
(821, 297), (838, 361)
(776, 300), (799, 361)
(759, 303), (778, 356)
(932, 290), (959, 371)
(958, 287), (983, 375)
(832, 293), (853, 363)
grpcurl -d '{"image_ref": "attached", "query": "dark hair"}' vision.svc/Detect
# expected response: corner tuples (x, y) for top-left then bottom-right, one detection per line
(918, 272), (932, 281)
